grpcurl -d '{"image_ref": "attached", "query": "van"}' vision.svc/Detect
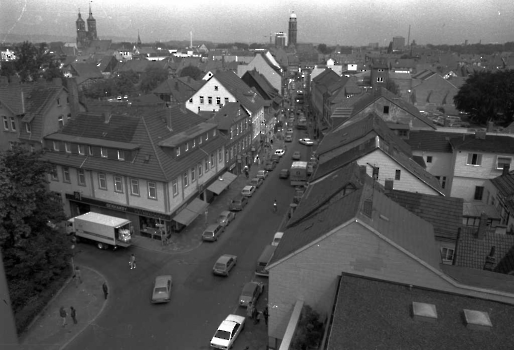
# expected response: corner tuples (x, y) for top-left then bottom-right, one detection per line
(202, 223), (224, 242)
(255, 245), (277, 277)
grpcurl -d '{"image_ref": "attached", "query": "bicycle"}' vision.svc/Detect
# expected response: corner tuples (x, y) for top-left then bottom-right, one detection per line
(273, 201), (277, 213)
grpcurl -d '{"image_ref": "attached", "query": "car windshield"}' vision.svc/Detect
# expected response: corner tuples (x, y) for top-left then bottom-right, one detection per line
(154, 287), (167, 294)
(215, 263), (226, 270)
(204, 232), (214, 237)
(214, 330), (231, 340)
(241, 285), (255, 296)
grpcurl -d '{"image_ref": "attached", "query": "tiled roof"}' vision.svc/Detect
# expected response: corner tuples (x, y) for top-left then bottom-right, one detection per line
(490, 172), (514, 214)
(449, 134), (514, 154)
(209, 102), (249, 130)
(0, 81), (63, 117)
(328, 273), (514, 350)
(213, 70), (265, 113)
(441, 264), (514, 294)
(241, 70), (279, 100)
(454, 227), (514, 273)
(71, 63), (103, 78)
(412, 69), (436, 80)
(385, 189), (463, 241)
(406, 130), (464, 152)
(311, 68), (340, 85)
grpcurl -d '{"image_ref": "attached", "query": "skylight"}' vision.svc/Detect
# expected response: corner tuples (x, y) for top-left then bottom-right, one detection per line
(463, 309), (492, 331)
(412, 302), (437, 322)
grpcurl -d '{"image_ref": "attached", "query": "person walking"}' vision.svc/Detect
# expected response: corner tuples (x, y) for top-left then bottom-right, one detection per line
(102, 282), (108, 300)
(129, 253), (136, 269)
(74, 266), (82, 287)
(70, 306), (77, 324)
(273, 199), (277, 213)
(246, 302), (254, 320)
(59, 306), (67, 327)
(263, 306), (269, 326)
(254, 309), (261, 325)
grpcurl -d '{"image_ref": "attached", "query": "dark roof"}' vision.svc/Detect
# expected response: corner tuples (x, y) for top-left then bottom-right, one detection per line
(385, 189), (463, 241)
(441, 264), (514, 294)
(151, 77), (201, 103)
(71, 63), (103, 78)
(449, 134), (514, 153)
(328, 273), (514, 350)
(490, 172), (514, 214)
(213, 70), (265, 113)
(406, 130), (465, 152)
(0, 81), (63, 116)
(454, 227), (514, 274)
(209, 102), (249, 130)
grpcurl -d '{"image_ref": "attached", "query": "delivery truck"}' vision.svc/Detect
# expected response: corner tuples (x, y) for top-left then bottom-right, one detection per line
(66, 212), (132, 250)
(290, 161), (308, 186)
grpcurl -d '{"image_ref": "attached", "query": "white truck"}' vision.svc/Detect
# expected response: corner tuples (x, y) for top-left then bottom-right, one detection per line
(66, 212), (132, 250)
(290, 161), (308, 187)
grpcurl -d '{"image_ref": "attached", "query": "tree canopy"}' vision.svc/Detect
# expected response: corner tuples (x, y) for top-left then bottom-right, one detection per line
(140, 65), (169, 93)
(453, 70), (514, 125)
(180, 65), (202, 80)
(0, 145), (71, 313)
(0, 41), (54, 82)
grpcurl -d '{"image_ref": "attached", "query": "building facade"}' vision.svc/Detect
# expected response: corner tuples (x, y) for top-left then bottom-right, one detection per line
(76, 5), (98, 49)
(288, 11), (297, 47)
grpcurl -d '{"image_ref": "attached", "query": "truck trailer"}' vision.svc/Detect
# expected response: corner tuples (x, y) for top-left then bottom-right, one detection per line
(66, 212), (132, 250)
(290, 161), (308, 187)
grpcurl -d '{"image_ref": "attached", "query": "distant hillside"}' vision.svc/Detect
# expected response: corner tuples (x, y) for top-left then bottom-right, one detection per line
(0, 33), (135, 45)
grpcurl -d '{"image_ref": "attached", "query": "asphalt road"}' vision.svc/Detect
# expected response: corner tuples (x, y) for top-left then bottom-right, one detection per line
(64, 131), (310, 350)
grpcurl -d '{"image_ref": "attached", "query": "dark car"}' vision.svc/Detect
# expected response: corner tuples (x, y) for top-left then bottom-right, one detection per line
(264, 161), (276, 171)
(271, 154), (280, 163)
(229, 195), (248, 211)
(279, 169), (290, 179)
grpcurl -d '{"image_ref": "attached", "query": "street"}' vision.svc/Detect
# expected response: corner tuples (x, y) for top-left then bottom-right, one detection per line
(64, 127), (311, 350)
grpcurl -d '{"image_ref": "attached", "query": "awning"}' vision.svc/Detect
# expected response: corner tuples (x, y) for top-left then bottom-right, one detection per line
(173, 198), (209, 226)
(207, 172), (238, 195)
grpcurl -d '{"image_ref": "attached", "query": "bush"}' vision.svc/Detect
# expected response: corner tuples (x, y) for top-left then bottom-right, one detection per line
(291, 305), (325, 350)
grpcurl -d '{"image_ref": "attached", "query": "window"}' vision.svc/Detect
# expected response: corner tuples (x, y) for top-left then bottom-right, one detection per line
(176, 147), (180, 156)
(225, 97), (229, 104)
(441, 176), (446, 189)
(53, 141), (59, 151)
(383, 106), (389, 114)
(214, 85), (219, 91)
(185, 142), (189, 151)
(25, 123), (31, 133)
(65, 142), (71, 153)
(211, 154), (215, 168)
(183, 172), (189, 187)
(395, 170), (401, 180)
(51, 166), (58, 181)
(189, 98), (193, 103)
(441, 248), (455, 262)
(427, 156), (433, 163)
(208, 96), (212, 105)
(118, 150), (125, 161)
(218, 149), (223, 163)
(114, 176), (123, 193)
(58, 115), (64, 128)
(497, 156), (511, 170)
(467, 153), (482, 166)
(98, 173), (107, 189)
(192, 139), (196, 148)
(62, 167), (71, 183)
(213, 129), (217, 136)
(66, 96), (69, 104)
(377, 77), (384, 82)
(216, 97), (221, 105)
(474, 186), (484, 200)
(172, 179), (178, 197)
(378, 69), (384, 72)
(131, 179), (140, 196)
(78, 144), (85, 155)
(200, 96), (204, 104)
(101, 147), (107, 158)
(77, 169), (86, 185)
(198, 163), (203, 177)
(148, 182), (157, 199)
(67, 113), (71, 120)
(205, 132), (209, 141)
(191, 167), (196, 182)
(10, 116), (16, 131)
(57, 97), (61, 106)
(2, 116), (8, 130)
(88, 145), (93, 156)
(199, 135), (202, 144)
(205, 157), (209, 172)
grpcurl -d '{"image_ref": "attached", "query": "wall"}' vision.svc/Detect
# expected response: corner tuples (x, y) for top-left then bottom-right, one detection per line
(237, 54), (282, 92)
(186, 77), (236, 114)
(411, 150), (454, 195)
(354, 97), (428, 128)
(0, 108), (17, 152)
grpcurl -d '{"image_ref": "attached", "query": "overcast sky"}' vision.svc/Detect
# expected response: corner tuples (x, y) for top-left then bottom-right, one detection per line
(1, 0), (514, 46)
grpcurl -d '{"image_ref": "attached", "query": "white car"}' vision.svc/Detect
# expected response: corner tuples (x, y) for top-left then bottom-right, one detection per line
(272, 232), (284, 246)
(299, 138), (314, 146)
(210, 314), (246, 349)
(241, 185), (256, 197)
(274, 149), (285, 157)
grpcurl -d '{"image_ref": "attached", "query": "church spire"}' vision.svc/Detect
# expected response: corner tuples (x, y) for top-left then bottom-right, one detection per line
(137, 30), (142, 46)
(88, 1), (94, 20)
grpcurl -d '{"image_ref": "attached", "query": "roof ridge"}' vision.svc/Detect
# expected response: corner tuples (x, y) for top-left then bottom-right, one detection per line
(140, 116), (168, 180)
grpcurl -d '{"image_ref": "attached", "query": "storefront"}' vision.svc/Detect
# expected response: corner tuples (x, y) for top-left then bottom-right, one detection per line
(172, 197), (209, 231)
(207, 171), (237, 195)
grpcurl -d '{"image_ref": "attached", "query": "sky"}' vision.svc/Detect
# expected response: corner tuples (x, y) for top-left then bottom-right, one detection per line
(1, 0), (514, 46)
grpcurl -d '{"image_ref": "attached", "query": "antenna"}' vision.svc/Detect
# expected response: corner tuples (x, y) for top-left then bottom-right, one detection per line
(407, 25), (411, 50)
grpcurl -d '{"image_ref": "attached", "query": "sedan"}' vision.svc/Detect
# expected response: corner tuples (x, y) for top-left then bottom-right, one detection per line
(274, 149), (285, 157)
(285, 135), (293, 142)
(256, 169), (268, 180)
(151, 275), (172, 303)
(292, 151), (301, 160)
(239, 281), (265, 307)
(264, 161), (276, 171)
(213, 254), (237, 276)
(249, 177), (263, 188)
(210, 314), (245, 349)
(279, 169), (290, 179)
(241, 185), (256, 197)
(299, 138), (314, 146)
(217, 211), (236, 227)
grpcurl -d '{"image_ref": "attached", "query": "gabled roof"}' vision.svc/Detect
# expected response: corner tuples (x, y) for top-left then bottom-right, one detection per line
(151, 77), (202, 103)
(212, 70), (265, 113)
(241, 69), (279, 101)
(71, 62), (103, 78)
(311, 67), (340, 86)
(449, 134), (514, 154)
(0, 80), (64, 117)
(270, 163), (442, 270)
(490, 172), (514, 214)
(209, 102), (249, 131)
(385, 189), (463, 241)
(406, 130), (465, 153)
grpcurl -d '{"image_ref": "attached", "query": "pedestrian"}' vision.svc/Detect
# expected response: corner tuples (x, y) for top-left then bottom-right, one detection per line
(246, 302), (254, 320)
(70, 306), (77, 324)
(102, 282), (108, 300)
(59, 306), (67, 327)
(254, 309), (261, 324)
(129, 253), (136, 269)
(263, 306), (269, 325)
(74, 266), (82, 287)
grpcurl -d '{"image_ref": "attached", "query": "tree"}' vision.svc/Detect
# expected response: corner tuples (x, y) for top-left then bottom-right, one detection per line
(0, 145), (70, 312)
(385, 78), (401, 96)
(140, 64), (169, 93)
(180, 65), (202, 80)
(0, 41), (52, 82)
(317, 43), (328, 54)
(454, 70), (514, 125)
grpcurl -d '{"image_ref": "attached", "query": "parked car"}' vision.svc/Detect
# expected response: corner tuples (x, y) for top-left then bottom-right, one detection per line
(271, 154), (280, 163)
(229, 195), (248, 211)
(279, 169), (290, 179)
(247, 177), (262, 189)
(292, 151), (301, 160)
(241, 185), (256, 197)
(256, 169), (268, 180)
(265, 160), (277, 171)
(210, 314), (245, 349)
(285, 135), (293, 142)
(213, 254), (237, 276)
(274, 149), (285, 157)
(272, 232), (284, 246)
(239, 281), (265, 307)
(151, 275), (172, 303)
(299, 138), (314, 146)
(217, 211), (236, 227)
(202, 223), (224, 242)
(307, 162), (314, 176)
(287, 128), (294, 134)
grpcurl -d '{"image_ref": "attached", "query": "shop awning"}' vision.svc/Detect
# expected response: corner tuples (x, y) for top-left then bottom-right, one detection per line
(173, 198), (209, 226)
(207, 172), (238, 195)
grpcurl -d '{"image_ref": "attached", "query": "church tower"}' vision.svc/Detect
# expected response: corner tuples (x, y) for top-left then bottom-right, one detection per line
(288, 11), (297, 47)
(76, 9), (87, 48)
(86, 3), (98, 42)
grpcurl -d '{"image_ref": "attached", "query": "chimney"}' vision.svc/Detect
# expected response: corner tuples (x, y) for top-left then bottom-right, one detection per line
(384, 179), (394, 191)
(487, 121), (494, 132)
(476, 213), (489, 239)
(502, 164), (510, 176)
(103, 112), (112, 123)
(483, 246), (496, 271)
(66, 78), (80, 119)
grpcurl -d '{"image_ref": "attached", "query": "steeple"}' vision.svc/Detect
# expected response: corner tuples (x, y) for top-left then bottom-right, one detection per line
(86, 1), (98, 40)
(88, 2), (94, 20)
(137, 30), (142, 46)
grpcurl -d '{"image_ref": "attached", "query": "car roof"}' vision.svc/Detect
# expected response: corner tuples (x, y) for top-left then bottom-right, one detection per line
(242, 281), (258, 293)
(232, 195), (244, 201)
(155, 275), (172, 286)
(220, 210), (231, 216)
(243, 185), (252, 190)
(218, 254), (235, 263)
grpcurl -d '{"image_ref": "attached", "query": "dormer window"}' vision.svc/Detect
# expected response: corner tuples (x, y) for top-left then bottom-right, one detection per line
(185, 142), (189, 151)
(199, 136), (202, 144)
(57, 98), (61, 106)
(65, 142), (71, 153)
(118, 150), (125, 161)
(192, 139), (196, 147)
(53, 141), (59, 151)
(213, 129), (216, 137)
(101, 147), (107, 158)
(205, 132), (209, 141)
(78, 144), (85, 155)
(214, 85), (219, 91)
(176, 147), (180, 156)
(25, 123), (31, 133)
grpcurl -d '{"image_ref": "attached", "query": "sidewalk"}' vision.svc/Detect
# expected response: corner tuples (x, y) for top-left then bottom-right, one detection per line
(19, 266), (107, 350)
